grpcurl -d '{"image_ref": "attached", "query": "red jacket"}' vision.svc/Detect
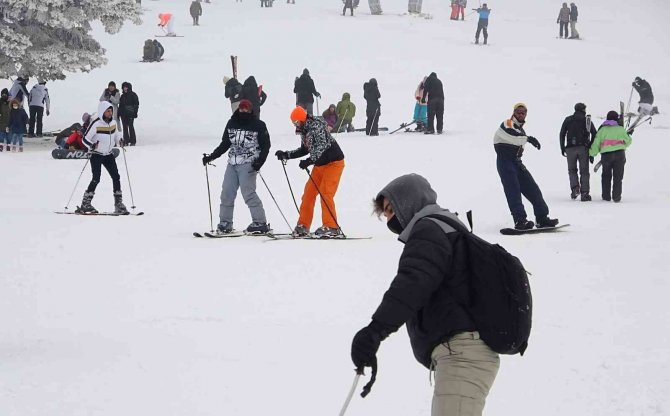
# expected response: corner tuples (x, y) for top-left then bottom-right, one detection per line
(65, 130), (86, 149)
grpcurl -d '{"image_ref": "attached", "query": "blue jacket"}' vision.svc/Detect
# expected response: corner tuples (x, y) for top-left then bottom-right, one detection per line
(477, 8), (490, 19)
(8, 107), (28, 134)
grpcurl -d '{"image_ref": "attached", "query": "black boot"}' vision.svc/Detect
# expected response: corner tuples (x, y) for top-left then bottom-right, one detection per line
(570, 186), (580, 200)
(514, 219), (535, 230)
(580, 193), (592, 202)
(114, 191), (129, 215)
(536, 217), (559, 228)
(76, 192), (97, 214)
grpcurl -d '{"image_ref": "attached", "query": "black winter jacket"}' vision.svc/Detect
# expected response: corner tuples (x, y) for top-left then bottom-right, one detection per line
(240, 76), (267, 113)
(294, 74), (318, 104)
(363, 81), (381, 110)
(119, 82), (140, 118)
(422, 73), (444, 102)
(209, 110), (271, 167)
(633, 79), (654, 104)
(559, 110), (597, 150)
(224, 78), (243, 103)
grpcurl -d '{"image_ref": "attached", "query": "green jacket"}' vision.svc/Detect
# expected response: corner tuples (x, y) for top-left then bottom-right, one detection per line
(336, 93), (356, 122)
(589, 123), (632, 157)
(0, 98), (10, 130)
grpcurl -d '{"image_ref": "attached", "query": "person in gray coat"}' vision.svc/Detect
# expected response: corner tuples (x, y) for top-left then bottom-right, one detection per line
(100, 81), (121, 127)
(557, 3), (570, 38)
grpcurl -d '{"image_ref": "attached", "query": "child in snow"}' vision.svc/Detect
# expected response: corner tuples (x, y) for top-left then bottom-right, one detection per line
(7, 99), (28, 152)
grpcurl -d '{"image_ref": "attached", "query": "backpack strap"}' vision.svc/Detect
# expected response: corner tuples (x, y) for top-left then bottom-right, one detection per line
(426, 211), (474, 234)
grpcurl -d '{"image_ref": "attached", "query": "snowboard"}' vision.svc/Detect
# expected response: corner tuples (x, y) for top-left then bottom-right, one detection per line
(500, 224), (570, 236)
(52, 148), (120, 159)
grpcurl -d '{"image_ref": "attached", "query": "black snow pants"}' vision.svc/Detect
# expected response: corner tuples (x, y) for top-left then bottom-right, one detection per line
(427, 98), (444, 132)
(600, 150), (626, 201)
(496, 148), (549, 222)
(86, 153), (122, 193)
(366, 106), (380, 135)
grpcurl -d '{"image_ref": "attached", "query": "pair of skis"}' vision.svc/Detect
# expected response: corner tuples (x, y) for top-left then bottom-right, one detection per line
(55, 211), (144, 216)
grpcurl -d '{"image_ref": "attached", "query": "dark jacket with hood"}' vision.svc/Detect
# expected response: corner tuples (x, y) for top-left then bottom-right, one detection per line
(569, 3), (578, 21)
(0, 89), (10, 131)
(240, 76), (267, 113)
(560, 109), (597, 150)
(371, 174), (475, 368)
(287, 115), (344, 167)
(294, 73), (319, 104)
(119, 82), (140, 118)
(190, 1), (202, 17)
(224, 78), (243, 104)
(363, 79), (381, 110)
(422, 72), (444, 102)
(632, 78), (654, 104)
(209, 109), (271, 167)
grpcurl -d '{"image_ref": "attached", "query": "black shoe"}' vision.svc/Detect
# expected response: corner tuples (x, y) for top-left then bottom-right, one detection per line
(613, 197), (621, 203)
(602, 195), (611, 201)
(580, 193), (592, 202)
(536, 217), (559, 228)
(424, 130), (435, 135)
(437, 130), (443, 134)
(570, 186), (580, 200)
(514, 219), (535, 230)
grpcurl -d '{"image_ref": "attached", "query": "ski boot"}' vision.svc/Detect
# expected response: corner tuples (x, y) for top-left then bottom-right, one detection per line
(536, 217), (559, 228)
(215, 222), (234, 235)
(292, 224), (309, 237)
(570, 186), (580, 200)
(313, 226), (344, 239)
(75, 192), (98, 214)
(580, 193), (592, 202)
(514, 219), (535, 230)
(113, 191), (129, 215)
(246, 222), (270, 234)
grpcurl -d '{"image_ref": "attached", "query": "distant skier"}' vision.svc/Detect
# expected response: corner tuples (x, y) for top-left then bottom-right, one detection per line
(275, 106), (346, 238)
(28, 79), (50, 137)
(569, 2), (579, 39)
(632, 77), (658, 116)
(494, 103), (559, 230)
(201, 99), (271, 235)
(557, 3), (570, 39)
(119, 82), (140, 146)
(589, 111), (633, 203)
(343, 0), (355, 16)
(223, 75), (243, 112)
(158, 13), (177, 36)
(559, 103), (597, 201)
(335, 92), (356, 132)
(421, 72), (444, 134)
(189, 1), (202, 25)
(8, 76), (29, 107)
(294, 69), (321, 115)
(413, 77), (428, 131)
(473, 4), (490, 44)
(240, 76), (267, 119)
(77, 101), (128, 215)
(363, 78), (381, 136)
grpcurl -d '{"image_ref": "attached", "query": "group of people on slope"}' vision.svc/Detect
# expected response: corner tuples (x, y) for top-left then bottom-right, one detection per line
(223, 75), (268, 117)
(99, 81), (140, 146)
(0, 77), (51, 152)
(557, 2), (580, 39)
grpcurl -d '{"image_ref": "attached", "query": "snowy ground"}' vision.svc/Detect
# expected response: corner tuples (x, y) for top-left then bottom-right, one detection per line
(1, 0), (669, 414)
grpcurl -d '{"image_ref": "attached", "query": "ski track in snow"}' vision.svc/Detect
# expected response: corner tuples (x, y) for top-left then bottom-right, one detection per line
(1, 0), (668, 415)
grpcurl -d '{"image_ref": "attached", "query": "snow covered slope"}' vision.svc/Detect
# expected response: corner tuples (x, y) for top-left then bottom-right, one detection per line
(1, 0), (668, 415)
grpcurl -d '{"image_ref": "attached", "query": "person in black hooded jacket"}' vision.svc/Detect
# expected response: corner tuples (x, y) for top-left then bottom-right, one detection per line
(293, 68), (320, 115)
(421, 72), (445, 134)
(363, 78), (381, 136)
(119, 82), (140, 145)
(240, 76), (267, 119)
(559, 102), (597, 200)
(224, 76), (243, 112)
(350, 173), (500, 416)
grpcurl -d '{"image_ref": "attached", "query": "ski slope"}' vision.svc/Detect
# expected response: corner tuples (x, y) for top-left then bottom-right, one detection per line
(1, 0), (668, 414)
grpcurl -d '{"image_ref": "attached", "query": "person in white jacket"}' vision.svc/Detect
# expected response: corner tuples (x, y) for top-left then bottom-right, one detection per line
(28, 80), (50, 137)
(76, 101), (128, 215)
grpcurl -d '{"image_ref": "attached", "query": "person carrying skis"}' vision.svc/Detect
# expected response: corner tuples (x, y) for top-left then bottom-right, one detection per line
(421, 72), (444, 134)
(223, 76), (243, 112)
(119, 82), (140, 146)
(569, 2), (579, 39)
(189, 0), (202, 25)
(589, 111), (632, 203)
(240, 76), (267, 119)
(335, 92), (356, 132)
(632, 77), (657, 116)
(560, 102), (597, 201)
(28, 79), (50, 137)
(158, 13), (177, 36)
(202, 99), (271, 234)
(293, 69), (321, 115)
(274, 106), (345, 238)
(557, 3), (570, 39)
(363, 78), (381, 136)
(412, 77), (428, 132)
(473, 3), (490, 44)
(494, 103), (558, 230)
(351, 173), (500, 416)
(77, 101), (128, 215)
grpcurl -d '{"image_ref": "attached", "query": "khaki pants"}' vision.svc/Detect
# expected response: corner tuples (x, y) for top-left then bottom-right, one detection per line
(431, 332), (500, 416)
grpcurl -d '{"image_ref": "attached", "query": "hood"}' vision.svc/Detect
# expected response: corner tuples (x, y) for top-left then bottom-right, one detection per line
(122, 82), (133, 91)
(1, 88), (8, 96)
(369, 78), (377, 85)
(342, 92), (350, 100)
(244, 76), (257, 87)
(376, 174), (438, 230)
(98, 101), (114, 119)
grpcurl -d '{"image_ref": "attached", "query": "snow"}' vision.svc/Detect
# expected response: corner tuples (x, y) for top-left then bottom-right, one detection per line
(1, 0), (669, 414)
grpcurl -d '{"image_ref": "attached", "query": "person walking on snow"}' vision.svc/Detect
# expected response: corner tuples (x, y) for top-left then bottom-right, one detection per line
(158, 13), (177, 36)
(560, 102), (597, 201)
(473, 4), (490, 44)
(632, 77), (657, 116)
(190, 1), (202, 25)
(100, 81), (121, 126)
(202, 99), (271, 234)
(28, 79), (50, 137)
(568, 3), (579, 39)
(494, 103), (559, 230)
(421, 72), (444, 134)
(294, 69), (321, 115)
(119, 82), (140, 146)
(275, 106), (345, 238)
(335, 92), (356, 132)
(77, 101), (128, 215)
(363, 78), (381, 136)
(412, 77), (428, 131)
(589, 111), (633, 203)
(557, 3), (570, 39)
(351, 173), (500, 416)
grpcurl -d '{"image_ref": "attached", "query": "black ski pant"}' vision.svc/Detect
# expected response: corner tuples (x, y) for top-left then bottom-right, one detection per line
(121, 116), (136, 145)
(86, 153), (121, 193)
(366, 106), (380, 135)
(29, 105), (44, 136)
(475, 20), (488, 42)
(559, 21), (569, 38)
(427, 98), (444, 132)
(566, 146), (590, 194)
(192, 15), (199, 25)
(496, 153), (549, 222)
(600, 150), (626, 201)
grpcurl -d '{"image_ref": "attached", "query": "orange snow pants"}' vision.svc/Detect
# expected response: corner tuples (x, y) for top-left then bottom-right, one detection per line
(298, 159), (345, 229)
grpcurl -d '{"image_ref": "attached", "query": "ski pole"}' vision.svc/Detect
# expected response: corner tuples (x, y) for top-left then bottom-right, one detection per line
(305, 166), (345, 237)
(334, 107), (350, 135)
(370, 107), (380, 134)
(121, 147), (137, 210)
(315, 96), (320, 115)
(339, 371), (362, 416)
(64, 158), (89, 210)
(258, 171), (293, 232)
(204, 155), (214, 233)
(281, 160), (300, 214)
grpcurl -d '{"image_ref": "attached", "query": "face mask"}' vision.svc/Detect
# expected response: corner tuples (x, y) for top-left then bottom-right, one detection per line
(12, 106), (18, 109)
(386, 215), (404, 235)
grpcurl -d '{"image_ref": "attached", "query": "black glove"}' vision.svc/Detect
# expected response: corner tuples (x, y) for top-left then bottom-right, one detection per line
(252, 160), (263, 171)
(315, 92), (321, 98)
(202, 154), (213, 166)
(298, 159), (312, 170)
(351, 323), (385, 370)
(589, 156), (594, 164)
(628, 128), (635, 135)
(561, 148), (566, 157)
(527, 136), (541, 149)
(275, 150), (288, 161)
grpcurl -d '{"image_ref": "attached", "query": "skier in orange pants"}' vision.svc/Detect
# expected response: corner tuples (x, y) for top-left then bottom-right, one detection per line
(275, 106), (346, 238)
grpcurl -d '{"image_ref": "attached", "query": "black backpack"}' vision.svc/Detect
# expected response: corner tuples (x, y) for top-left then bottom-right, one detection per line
(428, 213), (532, 355)
(566, 114), (591, 147)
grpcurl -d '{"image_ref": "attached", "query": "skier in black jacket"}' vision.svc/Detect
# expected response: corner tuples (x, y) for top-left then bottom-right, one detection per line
(351, 173), (499, 414)
(240, 76), (267, 119)
(421, 72), (445, 134)
(363, 78), (381, 136)
(559, 102), (597, 200)
(119, 82), (140, 146)
(632, 76), (657, 116)
(293, 69), (320, 115)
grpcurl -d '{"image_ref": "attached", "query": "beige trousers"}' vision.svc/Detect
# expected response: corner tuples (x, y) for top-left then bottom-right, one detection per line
(431, 332), (500, 416)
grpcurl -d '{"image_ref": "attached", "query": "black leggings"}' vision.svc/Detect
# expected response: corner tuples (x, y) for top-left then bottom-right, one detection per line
(121, 116), (136, 144)
(86, 153), (121, 193)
